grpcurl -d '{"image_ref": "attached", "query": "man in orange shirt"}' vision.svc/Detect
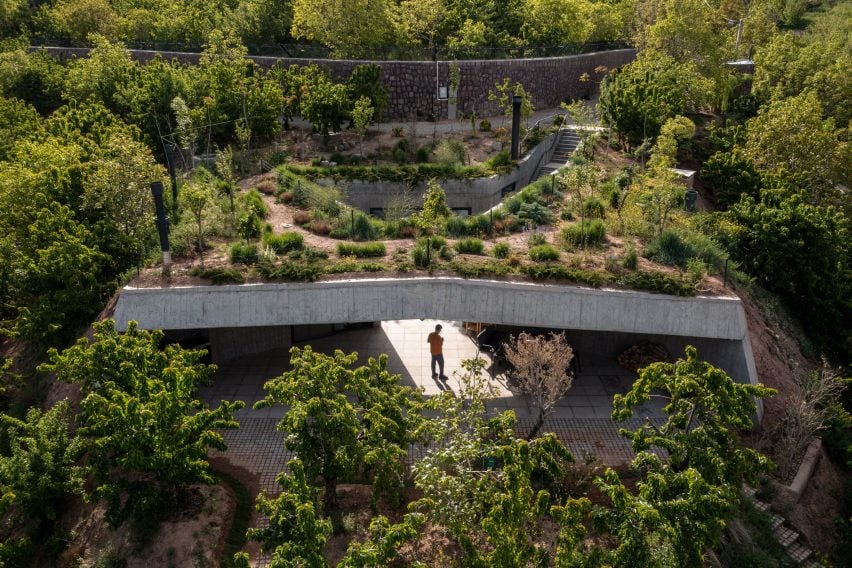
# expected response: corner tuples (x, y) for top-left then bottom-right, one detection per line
(427, 324), (447, 380)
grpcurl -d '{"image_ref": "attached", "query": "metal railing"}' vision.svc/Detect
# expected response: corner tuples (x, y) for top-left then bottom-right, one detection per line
(30, 38), (632, 61)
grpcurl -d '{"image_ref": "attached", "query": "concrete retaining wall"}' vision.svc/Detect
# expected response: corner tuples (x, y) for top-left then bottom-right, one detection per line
(334, 132), (558, 214)
(33, 46), (636, 120)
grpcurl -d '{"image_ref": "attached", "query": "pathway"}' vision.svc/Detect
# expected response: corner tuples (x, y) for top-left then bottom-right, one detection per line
(202, 320), (666, 495)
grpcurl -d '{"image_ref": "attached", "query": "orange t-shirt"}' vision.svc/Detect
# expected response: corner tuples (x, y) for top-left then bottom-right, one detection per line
(427, 332), (443, 355)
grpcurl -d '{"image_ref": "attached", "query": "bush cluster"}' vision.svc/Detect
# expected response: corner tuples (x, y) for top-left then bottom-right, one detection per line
(454, 238), (485, 255)
(561, 219), (607, 248)
(263, 231), (304, 254)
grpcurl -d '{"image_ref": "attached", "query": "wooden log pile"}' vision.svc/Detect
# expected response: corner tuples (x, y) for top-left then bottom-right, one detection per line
(617, 342), (671, 372)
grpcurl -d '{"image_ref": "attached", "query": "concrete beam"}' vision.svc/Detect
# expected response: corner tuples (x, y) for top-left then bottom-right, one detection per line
(114, 277), (747, 340)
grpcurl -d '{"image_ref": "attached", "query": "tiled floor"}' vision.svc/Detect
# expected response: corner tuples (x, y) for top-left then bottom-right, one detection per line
(202, 320), (667, 496)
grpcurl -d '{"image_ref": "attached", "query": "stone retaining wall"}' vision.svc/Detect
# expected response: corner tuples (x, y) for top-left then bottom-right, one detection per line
(33, 46), (636, 120)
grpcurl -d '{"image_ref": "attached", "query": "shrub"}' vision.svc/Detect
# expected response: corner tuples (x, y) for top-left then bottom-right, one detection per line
(644, 230), (692, 267)
(518, 202), (552, 226)
(438, 245), (454, 260)
(465, 214), (492, 237)
(416, 146), (432, 163)
(454, 238), (485, 255)
(479, 119), (492, 132)
(351, 213), (379, 241)
(494, 127), (508, 140)
(619, 271), (695, 296)
(504, 196), (522, 214)
(561, 219), (606, 248)
(191, 267), (245, 285)
(329, 226), (350, 239)
(412, 245), (431, 268)
(292, 211), (311, 225)
(256, 261), (320, 282)
(393, 141), (408, 164)
(337, 242), (386, 258)
(308, 220), (331, 235)
(445, 216), (468, 237)
(255, 180), (277, 195)
(237, 211), (262, 239)
(418, 235), (446, 250)
(623, 243), (639, 270)
(485, 150), (512, 170)
(391, 126), (404, 137)
(263, 232), (304, 254)
(523, 264), (608, 287)
(560, 209), (574, 221)
(434, 139), (466, 166)
(230, 241), (259, 264)
(702, 150), (762, 210)
(493, 242), (510, 258)
(240, 189), (268, 218)
(529, 244), (560, 262)
(583, 198), (606, 219)
(527, 232), (547, 247)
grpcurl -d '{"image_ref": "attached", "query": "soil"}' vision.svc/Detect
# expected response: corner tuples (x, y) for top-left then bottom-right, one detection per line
(784, 447), (847, 554)
(57, 483), (232, 568)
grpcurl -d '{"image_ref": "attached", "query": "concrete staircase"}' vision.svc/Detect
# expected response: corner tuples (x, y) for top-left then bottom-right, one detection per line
(535, 128), (580, 178)
(743, 486), (822, 566)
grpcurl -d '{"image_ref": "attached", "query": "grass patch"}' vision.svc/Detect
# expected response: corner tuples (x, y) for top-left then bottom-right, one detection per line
(217, 471), (252, 568)
(529, 244), (560, 262)
(454, 238), (485, 255)
(337, 242), (387, 258)
(190, 267), (246, 285)
(263, 231), (304, 254)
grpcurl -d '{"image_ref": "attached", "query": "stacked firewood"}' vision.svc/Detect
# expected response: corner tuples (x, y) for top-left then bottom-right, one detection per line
(617, 342), (671, 372)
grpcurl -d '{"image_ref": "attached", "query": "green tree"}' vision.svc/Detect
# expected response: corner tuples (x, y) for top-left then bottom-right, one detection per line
(752, 5), (851, 126)
(6, 204), (108, 344)
(647, 115), (695, 174)
(0, 96), (42, 162)
(745, 90), (849, 202)
(256, 347), (423, 518)
(291, 0), (395, 56)
(520, 0), (591, 47)
(0, 401), (84, 527)
(239, 459), (331, 568)
(347, 64), (388, 121)
(594, 346), (775, 566)
(62, 35), (138, 115)
(416, 179), (452, 231)
(338, 514), (424, 567)
(701, 149), (762, 209)
(351, 96), (374, 157)
(598, 52), (710, 150)
(181, 179), (216, 265)
(41, 320), (244, 527)
(300, 74), (349, 141)
(488, 77), (534, 127)
(723, 192), (850, 355)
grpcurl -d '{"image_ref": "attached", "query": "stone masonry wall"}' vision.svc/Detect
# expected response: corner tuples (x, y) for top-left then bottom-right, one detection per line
(35, 46), (636, 120)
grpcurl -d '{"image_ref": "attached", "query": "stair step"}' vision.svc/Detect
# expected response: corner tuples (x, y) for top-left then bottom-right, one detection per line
(800, 558), (822, 567)
(774, 526), (799, 548)
(769, 513), (785, 529)
(753, 500), (771, 512)
(742, 486), (757, 498)
(787, 542), (813, 564)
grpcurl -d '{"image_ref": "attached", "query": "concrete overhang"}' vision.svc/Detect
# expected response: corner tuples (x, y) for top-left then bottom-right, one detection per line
(114, 277), (746, 341)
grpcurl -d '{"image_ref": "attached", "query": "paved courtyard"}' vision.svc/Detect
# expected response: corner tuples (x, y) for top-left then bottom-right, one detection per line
(202, 320), (666, 494)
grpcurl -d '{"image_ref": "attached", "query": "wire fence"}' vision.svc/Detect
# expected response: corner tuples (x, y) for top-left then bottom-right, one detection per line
(30, 38), (632, 61)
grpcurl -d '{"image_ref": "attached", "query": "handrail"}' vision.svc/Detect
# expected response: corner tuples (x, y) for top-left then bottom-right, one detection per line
(528, 124), (566, 181)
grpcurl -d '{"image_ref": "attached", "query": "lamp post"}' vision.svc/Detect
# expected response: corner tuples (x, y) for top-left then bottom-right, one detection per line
(151, 181), (172, 277)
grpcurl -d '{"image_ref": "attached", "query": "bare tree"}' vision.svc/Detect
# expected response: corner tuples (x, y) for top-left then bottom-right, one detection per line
(504, 332), (575, 440)
(769, 361), (847, 480)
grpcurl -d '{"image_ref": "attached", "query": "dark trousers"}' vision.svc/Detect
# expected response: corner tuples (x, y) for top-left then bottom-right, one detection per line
(431, 354), (445, 377)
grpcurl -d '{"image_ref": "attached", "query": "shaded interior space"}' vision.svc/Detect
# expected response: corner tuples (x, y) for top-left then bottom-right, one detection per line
(196, 320), (701, 492)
